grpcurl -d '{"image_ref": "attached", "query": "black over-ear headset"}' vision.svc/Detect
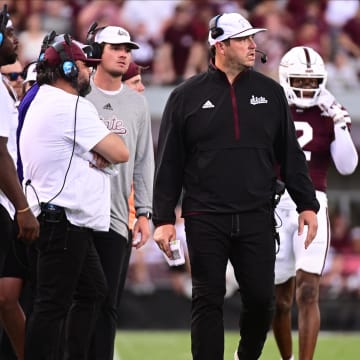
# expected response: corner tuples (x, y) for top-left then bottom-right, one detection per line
(39, 30), (58, 61)
(50, 34), (79, 80)
(210, 15), (224, 40)
(86, 22), (106, 59)
(0, 4), (9, 48)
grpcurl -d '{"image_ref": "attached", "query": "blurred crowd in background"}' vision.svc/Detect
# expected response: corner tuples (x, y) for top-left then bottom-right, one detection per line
(4, 0), (360, 90)
(3, 0), (360, 301)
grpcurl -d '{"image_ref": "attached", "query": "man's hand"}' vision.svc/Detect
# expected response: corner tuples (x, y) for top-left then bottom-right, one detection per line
(298, 210), (318, 249)
(317, 88), (348, 124)
(153, 224), (176, 259)
(91, 152), (111, 169)
(132, 216), (151, 249)
(17, 210), (40, 243)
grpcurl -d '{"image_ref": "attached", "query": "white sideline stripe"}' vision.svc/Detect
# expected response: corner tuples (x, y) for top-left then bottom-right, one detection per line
(113, 349), (121, 360)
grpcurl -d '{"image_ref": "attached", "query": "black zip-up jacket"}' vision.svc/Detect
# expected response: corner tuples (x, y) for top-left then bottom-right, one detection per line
(153, 65), (320, 226)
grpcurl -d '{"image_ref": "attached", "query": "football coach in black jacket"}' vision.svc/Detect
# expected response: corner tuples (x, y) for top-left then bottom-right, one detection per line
(152, 13), (319, 360)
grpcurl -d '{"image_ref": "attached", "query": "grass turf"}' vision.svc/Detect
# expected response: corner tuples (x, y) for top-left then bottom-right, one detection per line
(115, 330), (360, 359)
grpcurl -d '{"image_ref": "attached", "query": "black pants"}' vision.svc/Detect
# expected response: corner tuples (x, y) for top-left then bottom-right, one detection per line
(0, 203), (29, 279)
(0, 204), (21, 360)
(24, 214), (107, 360)
(185, 209), (276, 360)
(87, 229), (132, 360)
(0, 204), (15, 275)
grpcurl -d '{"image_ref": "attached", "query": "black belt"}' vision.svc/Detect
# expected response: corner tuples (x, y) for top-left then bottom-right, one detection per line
(40, 202), (65, 223)
(40, 203), (92, 232)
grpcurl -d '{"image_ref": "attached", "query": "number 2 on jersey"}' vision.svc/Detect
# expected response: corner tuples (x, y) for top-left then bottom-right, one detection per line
(294, 121), (313, 161)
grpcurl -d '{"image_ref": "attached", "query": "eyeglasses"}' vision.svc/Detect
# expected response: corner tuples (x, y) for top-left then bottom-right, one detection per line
(2, 72), (24, 81)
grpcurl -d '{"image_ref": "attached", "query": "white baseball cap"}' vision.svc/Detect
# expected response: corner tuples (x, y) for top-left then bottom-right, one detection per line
(208, 13), (266, 46)
(94, 26), (139, 49)
(23, 62), (37, 84)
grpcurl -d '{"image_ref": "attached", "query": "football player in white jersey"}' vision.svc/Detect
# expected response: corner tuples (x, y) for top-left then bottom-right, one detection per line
(273, 46), (358, 360)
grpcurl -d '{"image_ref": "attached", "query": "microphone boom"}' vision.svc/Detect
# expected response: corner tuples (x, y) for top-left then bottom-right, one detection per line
(255, 49), (267, 64)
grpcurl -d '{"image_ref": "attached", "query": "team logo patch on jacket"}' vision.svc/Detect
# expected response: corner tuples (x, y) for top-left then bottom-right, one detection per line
(250, 95), (268, 105)
(202, 100), (215, 109)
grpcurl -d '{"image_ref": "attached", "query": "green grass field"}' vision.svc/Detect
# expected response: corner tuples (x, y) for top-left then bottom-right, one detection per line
(115, 330), (360, 359)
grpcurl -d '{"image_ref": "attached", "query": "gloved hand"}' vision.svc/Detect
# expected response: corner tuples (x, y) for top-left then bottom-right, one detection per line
(317, 88), (348, 124)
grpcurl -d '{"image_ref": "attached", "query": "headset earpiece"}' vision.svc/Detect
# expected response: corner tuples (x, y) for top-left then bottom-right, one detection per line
(210, 15), (224, 40)
(39, 30), (58, 60)
(51, 35), (79, 80)
(86, 22), (105, 59)
(0, 4), (9, 48)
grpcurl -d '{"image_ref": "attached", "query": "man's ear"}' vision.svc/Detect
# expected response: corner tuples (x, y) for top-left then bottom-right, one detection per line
(216, 41), (225, 54)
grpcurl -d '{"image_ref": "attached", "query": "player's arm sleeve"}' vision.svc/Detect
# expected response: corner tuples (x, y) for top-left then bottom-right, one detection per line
(330, 120), (358, 175)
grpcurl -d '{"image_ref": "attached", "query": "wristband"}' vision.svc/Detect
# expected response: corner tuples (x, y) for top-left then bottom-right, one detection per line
(17, 206), (30, 214)
(136, 211), (152, 220)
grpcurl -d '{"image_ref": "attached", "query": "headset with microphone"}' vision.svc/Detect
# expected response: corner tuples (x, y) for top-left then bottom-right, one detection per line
(255, 49), (267, 64)
(210, 14), (267, 64)
(39, 30), (58, 61)
(86, 22), (106, 59)
(0, 4), (9, 48)
(50, 34), (79, 80)
(210, 14), (224, 39)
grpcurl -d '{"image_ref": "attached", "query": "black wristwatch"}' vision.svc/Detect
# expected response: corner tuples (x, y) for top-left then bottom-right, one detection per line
(136, 211), (152, 220)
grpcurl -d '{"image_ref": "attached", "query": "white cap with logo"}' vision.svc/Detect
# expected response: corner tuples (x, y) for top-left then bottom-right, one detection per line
(208, 13), (266, 46)
(94, 26), (139, 49)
